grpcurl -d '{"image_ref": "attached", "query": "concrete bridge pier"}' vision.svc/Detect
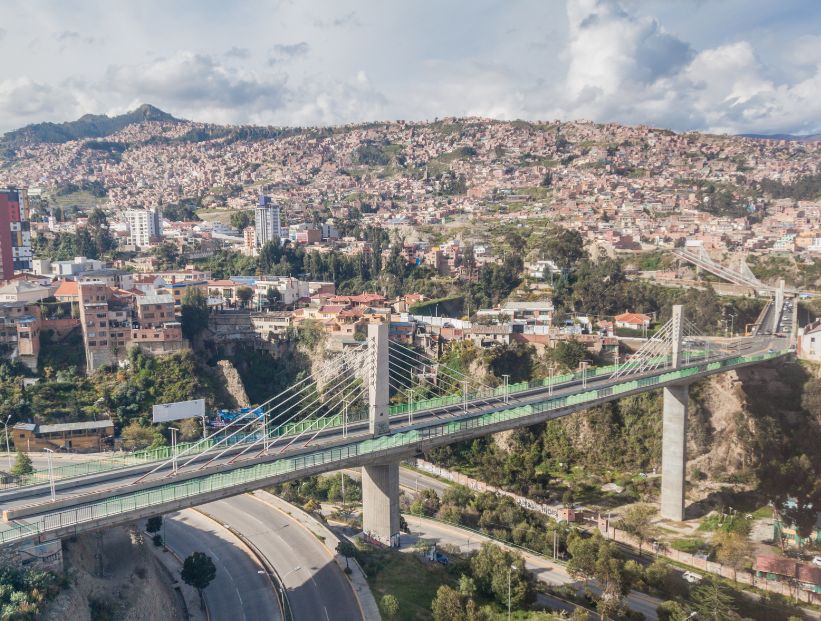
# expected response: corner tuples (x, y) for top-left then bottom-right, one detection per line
(361, 321), (401, 546)
(660, 383), (688, 521)
(362, 462), (401, 546)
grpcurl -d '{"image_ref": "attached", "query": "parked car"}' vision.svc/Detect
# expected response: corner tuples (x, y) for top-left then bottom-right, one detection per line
(812, 556), (821, 567)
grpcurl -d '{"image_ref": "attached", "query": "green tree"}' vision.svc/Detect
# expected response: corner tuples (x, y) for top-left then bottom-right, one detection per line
(146, 516), (163, 534)
(550, 340), (589, 371)
(713, 530), (750, 582)
(230, 210), (253, 232)
(380, 594), (399, 619)
(617, 503), (656, 558)
(540, 227), (586, 270)
(181, 551), (217, 594)
(690, 578), (736, 621)
(431, 585), (466, 621)
(236, 286), (255, 308)
(265, 287), (282, 309)
(335, 540), (356, 570)
(469, 543), (532, 609)
(410, 488), (440, 516)
(10, 451), (33, 476)
(120, 421), (156, 451)
(458, 574), (477, 599)
(180, 288), (209, 341)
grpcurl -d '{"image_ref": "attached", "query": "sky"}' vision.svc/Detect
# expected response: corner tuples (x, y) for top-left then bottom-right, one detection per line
(1, 0), (820, 135)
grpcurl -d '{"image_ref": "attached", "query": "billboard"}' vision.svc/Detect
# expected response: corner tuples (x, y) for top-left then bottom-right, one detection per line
(152, 399), (206, 424)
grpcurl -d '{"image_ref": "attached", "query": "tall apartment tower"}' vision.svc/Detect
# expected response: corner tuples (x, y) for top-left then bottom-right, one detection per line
(0, 188), (32, 280)
(254, 195), (281, 248)
(125, 208), (162, 248)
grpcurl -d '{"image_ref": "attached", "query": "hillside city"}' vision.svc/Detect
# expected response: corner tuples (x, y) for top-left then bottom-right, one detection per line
(0, 106), (819, 621)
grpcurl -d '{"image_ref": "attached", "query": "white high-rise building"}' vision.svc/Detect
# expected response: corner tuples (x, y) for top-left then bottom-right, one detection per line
(125, 208), (162, 248)
(254, 195), (281, 248)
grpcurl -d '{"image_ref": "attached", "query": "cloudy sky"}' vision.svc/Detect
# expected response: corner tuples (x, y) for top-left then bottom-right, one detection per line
(1, 0), (820, 135)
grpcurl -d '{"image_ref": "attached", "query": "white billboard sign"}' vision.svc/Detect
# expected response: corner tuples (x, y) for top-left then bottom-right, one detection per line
(152, 399), (206, 424)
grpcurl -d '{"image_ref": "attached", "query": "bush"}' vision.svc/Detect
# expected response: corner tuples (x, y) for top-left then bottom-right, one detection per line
(152, 534), (163, 547)
(380, 594), (399, 619)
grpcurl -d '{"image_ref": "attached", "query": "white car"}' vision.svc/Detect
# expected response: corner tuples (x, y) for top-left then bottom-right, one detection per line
(813, 556), (821, 567)
(682, 571), (703, 584)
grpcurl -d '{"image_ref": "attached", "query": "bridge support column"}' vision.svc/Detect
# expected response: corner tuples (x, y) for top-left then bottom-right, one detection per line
(772, 279), (784, 333)
(362, 462), (401, 546)
(661, 384), (688, 521)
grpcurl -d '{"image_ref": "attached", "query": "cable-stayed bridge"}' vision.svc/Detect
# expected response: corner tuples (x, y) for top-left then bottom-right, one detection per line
(0, 306), (790, 549)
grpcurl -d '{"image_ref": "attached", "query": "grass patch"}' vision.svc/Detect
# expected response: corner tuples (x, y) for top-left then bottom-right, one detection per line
(670, 537), (706, 554)
(359, 546), (455, 621)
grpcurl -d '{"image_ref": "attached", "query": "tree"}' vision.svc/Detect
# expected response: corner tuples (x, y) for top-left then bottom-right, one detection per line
(380, 594), (399, 619)
(336, 540), (356, 570)
(10, 451), (33, 476)
(470, 543), (532, 609)
(230, 210), (253, 232)
(690, 578), (736, 621)
(431, 585), (466, 621)
(713, 530), (750, 582)
(146, 516), (163, 534)
(458, 574), (477, 599)
(410, 488), (440, 516)
(236, 286), (254, 308)
(180, 288), (209, 341)
(120, 421), (156, 451)
(550, 340), (589, 371)
(181, 551), (217, 595)
(265, 287), (282, 309)
(540, 227), (586, 270)
(179, 417), (202, 442)
(617, 503), (656, 558)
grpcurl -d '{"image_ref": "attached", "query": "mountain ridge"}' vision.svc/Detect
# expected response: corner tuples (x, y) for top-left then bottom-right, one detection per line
(2, 104), (180, 145)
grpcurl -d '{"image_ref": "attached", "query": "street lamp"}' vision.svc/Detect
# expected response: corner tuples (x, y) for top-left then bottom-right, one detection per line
(508, 563), (517, 621)
(2, 415), (11, 472)
(43, 448), (56, 502)
(169, 427), (179, 474)
(502, 374), (510, 404)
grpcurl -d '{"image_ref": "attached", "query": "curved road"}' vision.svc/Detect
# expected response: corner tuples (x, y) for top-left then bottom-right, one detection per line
(198, 493), (361, 621)
(164, 508), (281, 621)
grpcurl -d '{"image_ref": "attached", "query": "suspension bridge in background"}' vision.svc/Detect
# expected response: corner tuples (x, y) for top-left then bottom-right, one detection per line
(0, 305), (792, 550)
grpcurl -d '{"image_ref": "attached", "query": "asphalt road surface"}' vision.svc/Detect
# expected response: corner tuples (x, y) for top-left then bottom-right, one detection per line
(164, 508), (282, 621)
(199, 493), (362, 621)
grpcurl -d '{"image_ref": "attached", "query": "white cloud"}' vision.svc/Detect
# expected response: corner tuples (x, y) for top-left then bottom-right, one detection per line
(0, 77), (82, 130)
(557, 0), (821, 134)
(102, 52), (290, 120)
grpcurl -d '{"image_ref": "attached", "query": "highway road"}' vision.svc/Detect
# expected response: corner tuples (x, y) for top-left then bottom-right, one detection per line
(0, 336), (782, 531)
(199, 493), (361, 621)
(164, 508), (282, 621)
(404, 514), (662, 620)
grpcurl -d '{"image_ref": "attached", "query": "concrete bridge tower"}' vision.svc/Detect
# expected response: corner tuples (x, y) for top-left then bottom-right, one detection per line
(361, 322), (401, 546)
(661, 305), (688, 521)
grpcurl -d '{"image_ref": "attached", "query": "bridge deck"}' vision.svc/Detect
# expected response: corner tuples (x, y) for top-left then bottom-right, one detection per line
(0, 343), (786, 547)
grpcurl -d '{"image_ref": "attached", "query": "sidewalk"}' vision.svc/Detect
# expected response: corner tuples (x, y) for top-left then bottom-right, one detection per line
(144, 532), (208, 621)
(251, 491), (382, 621)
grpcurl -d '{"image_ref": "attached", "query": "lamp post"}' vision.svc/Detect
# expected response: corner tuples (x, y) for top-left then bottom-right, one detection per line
(43, 448), (56, 502)
(548, 366), (555, 395)
(502, 374), (510, 404)
(2, 415), (11, 472)
(508, 563), (517, 621)
(169, 427), (179, 474)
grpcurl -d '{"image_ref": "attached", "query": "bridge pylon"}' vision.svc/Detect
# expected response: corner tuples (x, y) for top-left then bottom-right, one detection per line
(362, 321), (401, 546)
